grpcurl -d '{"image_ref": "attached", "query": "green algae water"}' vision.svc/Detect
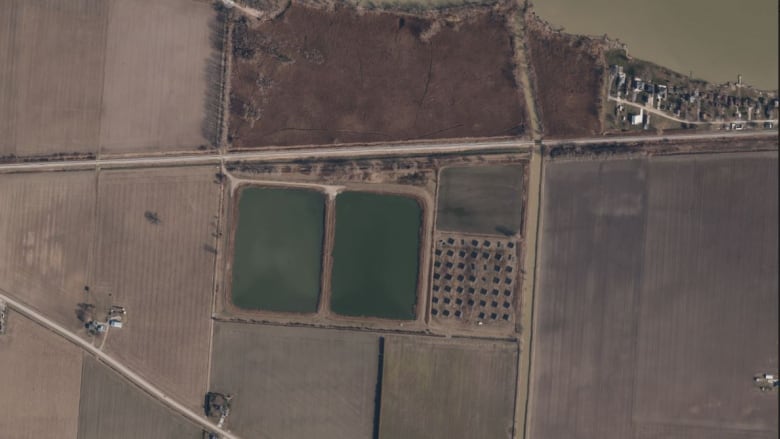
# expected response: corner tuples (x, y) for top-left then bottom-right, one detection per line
(330, 192), (421, 320)
(231, 187), (325, 313)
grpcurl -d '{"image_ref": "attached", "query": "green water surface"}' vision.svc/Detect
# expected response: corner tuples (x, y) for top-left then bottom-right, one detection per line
(330, 192), (421, 320)
(231, 187), (325, 313)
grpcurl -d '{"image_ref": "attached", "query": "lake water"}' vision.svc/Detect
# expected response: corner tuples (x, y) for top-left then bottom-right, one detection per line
(533, 0), (778, 89)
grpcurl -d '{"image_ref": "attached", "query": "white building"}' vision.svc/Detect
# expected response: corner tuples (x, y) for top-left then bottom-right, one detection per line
(631, 108), (644, 125)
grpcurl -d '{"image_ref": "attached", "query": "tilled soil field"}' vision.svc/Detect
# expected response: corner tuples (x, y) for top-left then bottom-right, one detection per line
(209, 322), (379, 439)
(77, 356), (202, 439)
(0, 171), (96, 332)
(94, 166), (221, 411)
(529, 152), (778, 439)
(0, 0), (221, 158)
(0, 314), (83, 439)
(0, 0), (107, 157)
(228, 3), (526, 147)
(379, 335), (518, 439)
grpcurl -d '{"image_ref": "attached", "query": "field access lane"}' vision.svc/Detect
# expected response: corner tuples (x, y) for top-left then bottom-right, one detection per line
(0, 130), (775, 174)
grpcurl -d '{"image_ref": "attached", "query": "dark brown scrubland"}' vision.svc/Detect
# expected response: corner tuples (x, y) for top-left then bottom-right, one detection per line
(228, 3), (526, 147)
(526, 12), (605, 138)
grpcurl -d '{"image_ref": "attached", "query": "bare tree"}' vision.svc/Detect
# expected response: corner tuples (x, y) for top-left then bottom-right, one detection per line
(75, 302), (95, 323)
(144, 211), (161, 225)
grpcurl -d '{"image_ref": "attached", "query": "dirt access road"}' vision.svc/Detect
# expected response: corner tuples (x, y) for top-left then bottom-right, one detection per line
(0, 131), (775, 174)
(609, 96), (779, 126)
(0, 291), (241, 439)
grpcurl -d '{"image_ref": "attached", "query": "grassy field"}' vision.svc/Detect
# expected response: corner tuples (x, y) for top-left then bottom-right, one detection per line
(94, 166), (221, 411)
(231, 187), (325, 313)
(77, 356), (202, 439)
(229, 3), (525, 147)
(0, 171), (96, 332)
(0, 313), (83, 439)
(209, 322), (380, 439)
(379, 336), (518, 439)
(331, 192), (421, 319)
(0, 0), (219, 157)
(528, 153), (778, 439)
(437, 165), (525, 236)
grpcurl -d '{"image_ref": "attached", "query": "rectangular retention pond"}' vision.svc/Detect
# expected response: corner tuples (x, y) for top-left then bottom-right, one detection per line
(231, 187), (325, 313)
(330, 192), (422, 320)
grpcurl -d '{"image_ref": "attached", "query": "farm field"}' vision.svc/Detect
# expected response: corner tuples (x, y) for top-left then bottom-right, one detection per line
(0, 313), (83, 439)
(0, 0), (219, 158)
(528, 152), (778, 439)
(632, 154), (778, 435)
(379, 336), (518, 439)
(93, 166), (221, 411)
(228, 3), (526, 148)
(231, 187), (325, 313)
(0, 171), (95, 332)
(77, 356), (202, 439)
(209, 322), (379, 439)
(331, 192), (422, 319)
(98, 0), (219, 154)
(437, 164), (525, 235)
(0, 0), (107, 157)
(526, 13), (605, 137)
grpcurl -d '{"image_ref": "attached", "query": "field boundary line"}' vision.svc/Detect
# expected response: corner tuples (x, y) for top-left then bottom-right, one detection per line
(318, 194), (337, 316)
(94, 0), (112, 161)
(205, 163), (227, 395)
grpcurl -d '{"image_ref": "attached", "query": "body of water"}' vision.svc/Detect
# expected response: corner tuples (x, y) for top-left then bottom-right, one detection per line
(330, 192), (421, 320)
(231, 187), (325, 313)
(533, 0), (778, 89)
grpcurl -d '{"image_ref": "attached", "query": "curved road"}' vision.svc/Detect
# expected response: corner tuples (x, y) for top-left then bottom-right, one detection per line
(0, 292), (241, 439)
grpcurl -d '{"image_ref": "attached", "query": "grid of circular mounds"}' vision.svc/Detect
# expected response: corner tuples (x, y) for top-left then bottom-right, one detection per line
(431, 235), (517, 325)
